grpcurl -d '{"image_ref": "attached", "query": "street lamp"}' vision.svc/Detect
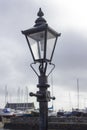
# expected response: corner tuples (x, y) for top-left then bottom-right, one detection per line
(22, 8), (61, 130)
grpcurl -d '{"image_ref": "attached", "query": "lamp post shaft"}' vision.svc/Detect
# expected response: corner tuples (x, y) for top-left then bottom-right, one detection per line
(37, 72), (50, 130)
(39, 89), (48, 130)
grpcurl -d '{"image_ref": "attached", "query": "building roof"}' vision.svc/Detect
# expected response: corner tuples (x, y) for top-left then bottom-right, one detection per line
(5, 102), (35, 110)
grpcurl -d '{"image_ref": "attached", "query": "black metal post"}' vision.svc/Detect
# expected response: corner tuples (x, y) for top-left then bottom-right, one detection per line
(38, 89), (48, 130)
(37, 63), (50, 130)
(29, 62), (55, 130)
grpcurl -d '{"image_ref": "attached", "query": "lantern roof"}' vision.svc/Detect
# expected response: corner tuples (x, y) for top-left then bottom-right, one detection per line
(22, 8), (61, 37)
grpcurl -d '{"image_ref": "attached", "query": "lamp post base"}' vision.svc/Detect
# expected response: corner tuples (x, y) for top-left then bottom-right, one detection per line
(39, 101), (48, 130)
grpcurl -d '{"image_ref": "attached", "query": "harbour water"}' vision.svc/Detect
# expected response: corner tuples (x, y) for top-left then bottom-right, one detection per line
(0, 129), (63, 130)
(0, 127), (64, 130)
(0, 127), (86, 130)
(0, 129), (30, 130)
(1, 128), (69, 130)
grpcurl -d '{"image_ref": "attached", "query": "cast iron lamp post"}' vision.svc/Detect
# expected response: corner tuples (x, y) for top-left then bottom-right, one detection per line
(22, 8), (61, 130)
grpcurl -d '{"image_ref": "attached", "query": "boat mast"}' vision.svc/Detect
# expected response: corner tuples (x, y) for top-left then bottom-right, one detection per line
(77, 78), (79, 110)
(5, 85), (8, 105)
(51, 73), (54, 110)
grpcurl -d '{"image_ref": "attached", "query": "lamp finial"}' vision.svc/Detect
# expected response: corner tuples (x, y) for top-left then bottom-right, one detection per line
(34, 8), (46, 27)
(37, 8), (44, 17)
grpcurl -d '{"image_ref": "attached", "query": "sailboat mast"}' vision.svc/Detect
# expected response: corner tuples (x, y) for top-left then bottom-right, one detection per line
(51, 73), (54, 110)
(77, 79), (79, 110)
(5, 85), (8, 105)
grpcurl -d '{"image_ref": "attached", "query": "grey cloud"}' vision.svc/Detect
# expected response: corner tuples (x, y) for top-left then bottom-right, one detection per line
(54, 31), (87, 71)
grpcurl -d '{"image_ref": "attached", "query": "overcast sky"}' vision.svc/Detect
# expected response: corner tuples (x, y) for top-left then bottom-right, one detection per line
(0, 0), (87, 111)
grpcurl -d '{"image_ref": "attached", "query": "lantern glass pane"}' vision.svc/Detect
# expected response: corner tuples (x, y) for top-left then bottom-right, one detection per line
(28, 31), (45, 60)
(46, 31), (56, 61)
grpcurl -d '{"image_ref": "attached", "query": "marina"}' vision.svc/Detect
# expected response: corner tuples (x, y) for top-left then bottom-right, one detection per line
(1, 90), (87, 130)
(0, 103), (87, 130)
